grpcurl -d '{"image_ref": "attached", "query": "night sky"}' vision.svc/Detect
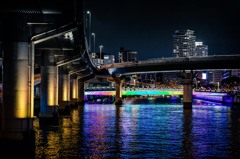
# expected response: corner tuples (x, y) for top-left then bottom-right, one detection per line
(85, 0), (240, 60)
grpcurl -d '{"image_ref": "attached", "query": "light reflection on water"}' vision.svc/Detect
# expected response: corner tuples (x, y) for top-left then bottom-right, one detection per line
(34, 102), (240, 158)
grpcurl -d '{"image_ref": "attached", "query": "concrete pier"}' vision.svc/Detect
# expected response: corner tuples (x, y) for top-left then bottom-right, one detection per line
(39, 51), (58, 119)
(0, 42), (34, 140)
(70, 76), (78, 106)
(181, 71), (193, 109)
(112, 76), (125, 105)
(78, 80), (85, 104)
(59, 73), (70, 110)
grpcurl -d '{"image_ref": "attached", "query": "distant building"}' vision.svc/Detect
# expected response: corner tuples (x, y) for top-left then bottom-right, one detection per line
(118, 47), (137, 63)
(231, 70), (239, 77)
(103, 55), (115, 64)
(173, 29), (196, 57)
(208, 70), (223, 84)
(195, 41), (208, 56)
(90, 52), (115, 66)
(207, 70), (240, 85)
(91, 58), (104, 66)
(162, 72), (182, 85)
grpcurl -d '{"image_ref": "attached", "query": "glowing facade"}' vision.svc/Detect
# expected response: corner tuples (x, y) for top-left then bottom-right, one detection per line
(173, 29), (196, 57)
(195, 41), (208, 56)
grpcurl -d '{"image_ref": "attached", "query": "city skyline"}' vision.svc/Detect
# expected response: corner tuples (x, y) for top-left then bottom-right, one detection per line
(85, 0), (240, 60)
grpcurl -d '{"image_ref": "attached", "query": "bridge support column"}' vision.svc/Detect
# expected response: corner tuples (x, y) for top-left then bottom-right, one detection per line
(58, 73), (70, 111)
(0, 42), (34, 140)
(181, 71), (193, 109)
(112, 76), (124, 105)
(233, 92), (240, 108)
(115, 80), (123, 105)
(39, 51), (58, 120)
(78, 80), (85, 105)
(70, 76), (78, 106)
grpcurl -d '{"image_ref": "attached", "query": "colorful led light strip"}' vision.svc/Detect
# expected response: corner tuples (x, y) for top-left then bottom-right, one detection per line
(193, 91), (227, 96)
(85, 91), (115, 96)
(85, 90), (183, 96)
(85, 90), (233, 103)
(122, 90), (182, 96)
(85, 90), (229, 97)
(193, 91), (229, 102)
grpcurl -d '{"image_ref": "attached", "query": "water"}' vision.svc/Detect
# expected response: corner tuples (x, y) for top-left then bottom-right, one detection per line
(32, 100), (240, 159)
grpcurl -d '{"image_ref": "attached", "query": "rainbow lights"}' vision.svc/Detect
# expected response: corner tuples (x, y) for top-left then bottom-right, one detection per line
(85, 90), (233, 103)
(85, 90), (183, 96)
(85, 91), (115, 96)
(122, 90), (182, 96)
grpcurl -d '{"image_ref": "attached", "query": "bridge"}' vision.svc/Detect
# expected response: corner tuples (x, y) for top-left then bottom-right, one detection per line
(100, 55), (240, 75)
(0, 0), (240, 141)
(97, 55), (240, 107)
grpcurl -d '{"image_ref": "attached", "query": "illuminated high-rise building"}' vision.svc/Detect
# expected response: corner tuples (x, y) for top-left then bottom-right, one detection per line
(173, 29), (196, 57)
(103, 55), (115, 64)
(195, 41), (208, 56)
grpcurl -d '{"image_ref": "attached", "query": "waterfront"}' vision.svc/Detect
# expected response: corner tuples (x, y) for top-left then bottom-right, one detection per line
(25, 100), (240, 158)
(1, 99), (240, 158)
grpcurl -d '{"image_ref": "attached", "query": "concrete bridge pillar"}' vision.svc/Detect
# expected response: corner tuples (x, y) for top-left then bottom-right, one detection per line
(233, 92), (240, 107)
(181, 71), (193, 109)
(70, 76), (78, 106)
(58, 72), (70, 110)
(39, 50), (58, 119)
(78, 79), (85, 104)
(0, 42), (34, 140)
(112, 75), (125, 105)
(115, 80), (123, 105)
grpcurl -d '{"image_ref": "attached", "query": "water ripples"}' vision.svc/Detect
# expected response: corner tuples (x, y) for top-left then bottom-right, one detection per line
(34, 103), (240, 158)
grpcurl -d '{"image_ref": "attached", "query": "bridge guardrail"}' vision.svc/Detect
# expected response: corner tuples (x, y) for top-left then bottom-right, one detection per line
(99, 54), (240, 70)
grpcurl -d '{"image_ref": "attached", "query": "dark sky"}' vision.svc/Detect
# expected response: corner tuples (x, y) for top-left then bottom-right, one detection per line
(85, 0), (240, 60)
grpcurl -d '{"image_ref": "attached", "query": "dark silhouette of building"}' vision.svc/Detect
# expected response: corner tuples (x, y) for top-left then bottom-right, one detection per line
(118, 47), (137, 63)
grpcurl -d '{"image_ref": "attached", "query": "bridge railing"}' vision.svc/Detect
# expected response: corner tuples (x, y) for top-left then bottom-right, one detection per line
(99, 54), (240, 69)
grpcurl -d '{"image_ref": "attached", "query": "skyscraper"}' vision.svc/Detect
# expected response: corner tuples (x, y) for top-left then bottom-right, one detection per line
(195, 41), (208, 56)
(173, 29), (196, 57)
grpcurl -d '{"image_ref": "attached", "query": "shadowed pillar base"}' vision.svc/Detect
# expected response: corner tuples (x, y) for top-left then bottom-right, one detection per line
(0, 130), (35, 158)
(115, 99), (123, 105)
(39, 106), (59, 124)
(232, 93), (240, 109)
(78, 80), (85, 105)
(70, 98), (78, 107)
(58, 101), (71, 115)
(0, 118), (35, 141)
(183, 102), (192, 109)
(59, 101), (70, 109)
(78, 100), (85, 105)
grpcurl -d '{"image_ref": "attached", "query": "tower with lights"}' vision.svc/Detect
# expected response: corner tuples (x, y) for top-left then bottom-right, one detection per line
(173, 29), (196, 57)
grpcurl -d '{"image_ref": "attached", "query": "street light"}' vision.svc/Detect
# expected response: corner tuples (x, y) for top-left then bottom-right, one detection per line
(99, 45), (103, 59)
(87, 10), (91, 52)
(92, 33), (95, 53)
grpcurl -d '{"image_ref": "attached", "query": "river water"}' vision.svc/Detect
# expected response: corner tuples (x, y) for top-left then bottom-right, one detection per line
(31, 99), (240, 159)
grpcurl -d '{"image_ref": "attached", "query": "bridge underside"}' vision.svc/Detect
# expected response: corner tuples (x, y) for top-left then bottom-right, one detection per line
(0, 0), (102, 141)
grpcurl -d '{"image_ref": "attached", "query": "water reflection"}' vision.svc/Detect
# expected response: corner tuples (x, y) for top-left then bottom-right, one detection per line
(32, 102), (240, 158)
(35, 106), (84, 158)
(181, 109), (193, 158)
